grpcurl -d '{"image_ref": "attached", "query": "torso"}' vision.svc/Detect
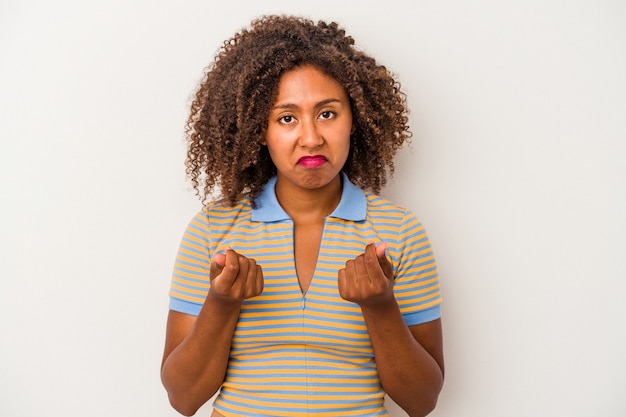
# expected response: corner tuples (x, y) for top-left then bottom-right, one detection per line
(171, 181), (441, 417)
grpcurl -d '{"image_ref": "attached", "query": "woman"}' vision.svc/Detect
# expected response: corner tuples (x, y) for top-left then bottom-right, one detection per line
(161, 15), (444, 417)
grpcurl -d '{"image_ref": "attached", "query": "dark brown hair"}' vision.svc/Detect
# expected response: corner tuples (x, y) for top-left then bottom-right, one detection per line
(185, 15), (411, 206)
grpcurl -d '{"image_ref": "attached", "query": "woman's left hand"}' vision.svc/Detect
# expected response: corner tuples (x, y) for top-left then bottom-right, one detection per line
(338, 242), (395, 308)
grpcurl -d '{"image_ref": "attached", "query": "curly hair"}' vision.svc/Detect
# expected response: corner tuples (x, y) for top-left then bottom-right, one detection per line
(185, 15), (411, 206)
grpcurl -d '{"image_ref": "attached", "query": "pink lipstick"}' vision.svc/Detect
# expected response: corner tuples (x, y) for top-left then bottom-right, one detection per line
(298, 155), (327, 168)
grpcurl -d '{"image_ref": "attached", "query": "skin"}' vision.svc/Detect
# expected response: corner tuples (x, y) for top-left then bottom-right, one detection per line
(161, 65), (444, 417)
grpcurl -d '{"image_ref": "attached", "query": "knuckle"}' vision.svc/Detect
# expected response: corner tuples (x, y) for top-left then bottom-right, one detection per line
(364, 255), (377, 267)
(223, 262), (239, 275)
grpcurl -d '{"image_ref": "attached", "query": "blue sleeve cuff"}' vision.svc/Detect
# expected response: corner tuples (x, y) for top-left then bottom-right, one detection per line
(169, 297), (202, 316)
(403, 304), (441, 326)
(170, 298), (440, 324)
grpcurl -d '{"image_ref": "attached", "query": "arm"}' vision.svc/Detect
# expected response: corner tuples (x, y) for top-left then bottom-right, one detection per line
(339, 243), (444, 417)
(362, 304), (444, 416)
(161, 249), (264, 416)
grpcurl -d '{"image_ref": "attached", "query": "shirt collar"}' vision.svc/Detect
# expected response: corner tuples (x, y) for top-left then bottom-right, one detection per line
(251, 172), (367, 222)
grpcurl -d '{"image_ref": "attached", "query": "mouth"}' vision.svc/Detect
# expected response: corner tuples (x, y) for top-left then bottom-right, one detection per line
(297, 155), (327, 168)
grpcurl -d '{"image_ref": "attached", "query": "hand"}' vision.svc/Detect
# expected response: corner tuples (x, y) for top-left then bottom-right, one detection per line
(338, 242), (395, 308)
(209, 248), (264, 304)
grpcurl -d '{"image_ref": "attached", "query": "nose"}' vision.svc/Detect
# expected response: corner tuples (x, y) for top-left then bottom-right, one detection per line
(298, 118), (323, 149)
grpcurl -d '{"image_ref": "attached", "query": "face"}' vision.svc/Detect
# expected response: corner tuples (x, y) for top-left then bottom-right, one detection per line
(264, 65), (353, 194)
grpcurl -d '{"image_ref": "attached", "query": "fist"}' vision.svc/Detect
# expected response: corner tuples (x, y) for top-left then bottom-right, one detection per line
(338, 242), (395, 308)
(209, 248), (264, 304)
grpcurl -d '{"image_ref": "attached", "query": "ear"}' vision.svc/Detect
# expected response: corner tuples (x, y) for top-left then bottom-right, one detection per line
(350, 124), (356, 134)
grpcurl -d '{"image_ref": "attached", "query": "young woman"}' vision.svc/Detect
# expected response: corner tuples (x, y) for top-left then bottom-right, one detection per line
(161, 15), (444, 417)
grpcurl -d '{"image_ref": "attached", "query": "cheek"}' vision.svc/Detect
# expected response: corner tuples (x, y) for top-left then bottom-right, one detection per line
(336, 134), (351, 164)
(340, 126), (353, 153)
(264, 138), (288, 163)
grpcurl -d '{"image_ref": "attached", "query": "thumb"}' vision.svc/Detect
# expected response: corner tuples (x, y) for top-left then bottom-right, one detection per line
(212, 251), (226, 267)
(210, 251), (226, 279)
(375, 242), (388, 260)
(375, 242), (394, 281)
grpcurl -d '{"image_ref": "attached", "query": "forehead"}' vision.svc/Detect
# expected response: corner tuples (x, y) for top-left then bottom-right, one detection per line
(273, 65), (347, 103)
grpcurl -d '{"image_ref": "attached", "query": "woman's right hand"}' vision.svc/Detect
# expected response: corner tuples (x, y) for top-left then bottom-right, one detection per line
(209, 248), (264, 304)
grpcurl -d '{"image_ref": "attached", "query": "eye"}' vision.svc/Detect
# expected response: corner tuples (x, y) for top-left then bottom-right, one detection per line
(279, 115), (295, 124)
(319, 110), (335, 120)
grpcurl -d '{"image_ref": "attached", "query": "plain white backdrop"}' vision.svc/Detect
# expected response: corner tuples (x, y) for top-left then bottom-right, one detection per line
(1, 0), (625, 416)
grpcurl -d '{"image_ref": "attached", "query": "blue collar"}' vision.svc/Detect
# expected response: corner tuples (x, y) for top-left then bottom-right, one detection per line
(251, 172), (367, 222)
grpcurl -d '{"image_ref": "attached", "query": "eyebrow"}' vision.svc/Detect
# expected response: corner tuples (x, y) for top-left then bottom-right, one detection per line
(271, 98), (343, 111)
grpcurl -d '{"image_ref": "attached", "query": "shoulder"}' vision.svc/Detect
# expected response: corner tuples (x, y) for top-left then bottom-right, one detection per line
(200, 195), (254, 218)
(183, 196), (254, 236)
(364, 192), (417, 222)
(363, 192), (430, 260)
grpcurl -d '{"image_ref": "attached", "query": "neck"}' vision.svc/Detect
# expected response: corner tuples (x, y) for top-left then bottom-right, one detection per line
(275, 175), (343, 223)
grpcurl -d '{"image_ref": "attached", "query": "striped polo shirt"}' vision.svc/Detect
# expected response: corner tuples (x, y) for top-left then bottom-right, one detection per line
(169, 173), (441, 416)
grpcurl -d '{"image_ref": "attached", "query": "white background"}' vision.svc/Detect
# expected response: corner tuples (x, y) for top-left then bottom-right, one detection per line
(1, 1), (625, 416)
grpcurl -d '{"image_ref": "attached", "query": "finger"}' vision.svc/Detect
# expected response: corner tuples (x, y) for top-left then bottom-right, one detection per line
(343, 259), (360, 289)
(364, 242), (378, 261)
(220, 248), (241, 283)
(353, 253), (369, 284)
(337, 267), (347, 298)
(243, 258), (258, 296)
(235, 252), (250, 285)
(340, 256), (367, 301)
(363, 243), (382, 280)
(255, 264), (264, 295)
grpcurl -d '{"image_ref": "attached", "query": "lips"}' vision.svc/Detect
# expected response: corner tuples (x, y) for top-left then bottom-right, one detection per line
(297, 155), (327, 168)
